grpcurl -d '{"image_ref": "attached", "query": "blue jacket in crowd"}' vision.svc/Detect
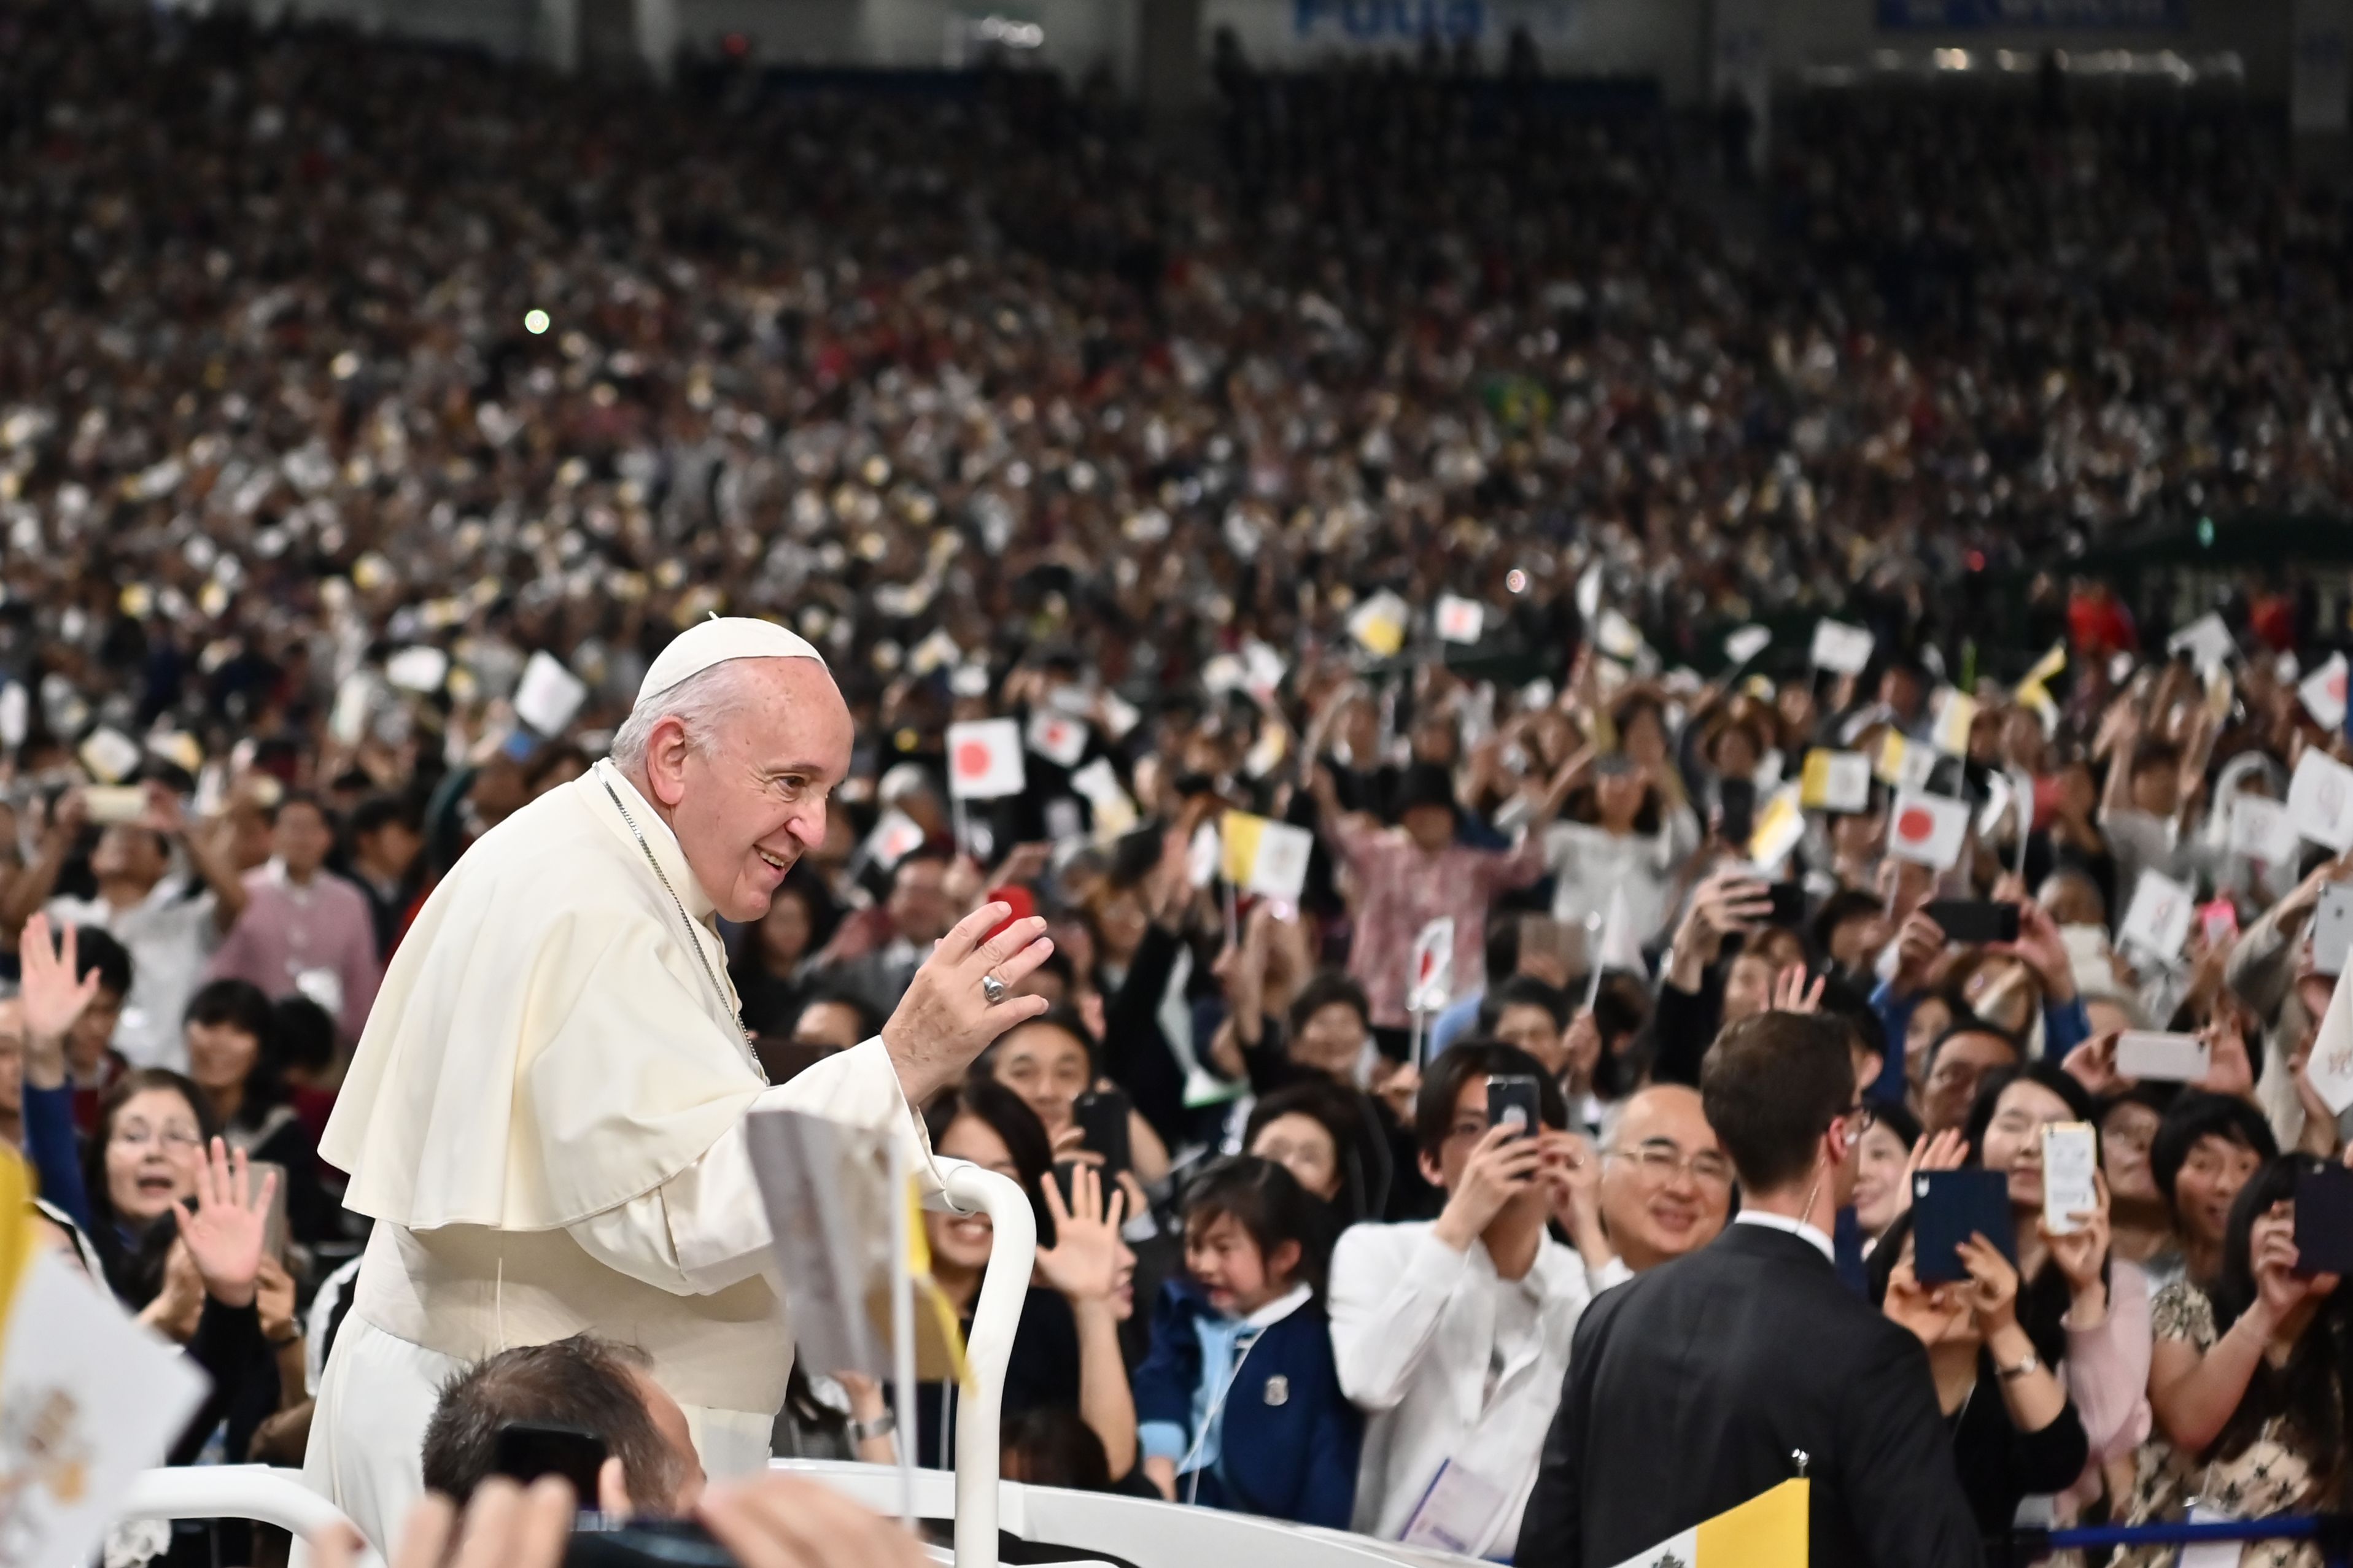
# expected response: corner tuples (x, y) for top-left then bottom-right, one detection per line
(1131, 1278), (1361, 1529)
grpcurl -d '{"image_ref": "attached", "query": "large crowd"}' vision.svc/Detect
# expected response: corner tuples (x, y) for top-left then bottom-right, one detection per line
(8, 0), (2353, 1561)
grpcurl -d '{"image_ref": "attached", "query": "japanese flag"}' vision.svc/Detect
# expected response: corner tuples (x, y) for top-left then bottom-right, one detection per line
(1026, 709), (1090, 768)
(1886, 790), (1971, 870)
(2288, 748), (2353, 852)
(1409, 917), (1456, 1013)
(2301, 654), (2349, 732)
(946, 718), (1026, 800)
(1435, 594), (1486, 645)
(862, 809), (928, 871)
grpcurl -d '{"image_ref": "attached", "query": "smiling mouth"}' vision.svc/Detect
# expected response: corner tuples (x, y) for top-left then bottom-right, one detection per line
(756, 848), (793, 873)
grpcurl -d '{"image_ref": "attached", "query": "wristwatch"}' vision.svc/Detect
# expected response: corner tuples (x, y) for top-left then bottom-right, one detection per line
(848, 1412), (896, 1443)
(1996, 1350), (2041, 1381)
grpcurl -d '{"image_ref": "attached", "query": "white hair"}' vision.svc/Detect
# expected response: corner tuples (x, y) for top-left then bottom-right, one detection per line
(607, 659), (765, 771)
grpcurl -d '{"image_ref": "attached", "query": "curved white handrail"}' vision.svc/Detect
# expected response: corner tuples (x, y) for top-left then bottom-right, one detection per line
(936, 1162), (1034, 1568)
(119, 1465), (382, 1568)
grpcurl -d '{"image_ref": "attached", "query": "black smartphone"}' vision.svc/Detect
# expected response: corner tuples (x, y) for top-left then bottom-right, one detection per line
(1912, 1169), (2017, 1284)
(1074, 1087), (1133, 1173)
(494, 1421), (605, 1504)
(1717, 778), (1756, 848)
(1486, 1074), (1543, 1140)
(1766, 882), (1807, 928)
(1922, 899), (2022, 946)
(2297, 1163), (2353, 1276)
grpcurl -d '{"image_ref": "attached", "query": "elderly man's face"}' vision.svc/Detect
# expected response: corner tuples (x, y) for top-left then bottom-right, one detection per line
(1599, 1086), (1731, 1272)
(659, 661), (855, 924)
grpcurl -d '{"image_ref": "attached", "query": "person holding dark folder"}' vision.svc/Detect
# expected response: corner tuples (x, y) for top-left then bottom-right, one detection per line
(1515, 1010), (1979, 1568)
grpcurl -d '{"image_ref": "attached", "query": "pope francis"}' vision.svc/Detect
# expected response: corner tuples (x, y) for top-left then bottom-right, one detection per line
(303, 619), (1054, 1550)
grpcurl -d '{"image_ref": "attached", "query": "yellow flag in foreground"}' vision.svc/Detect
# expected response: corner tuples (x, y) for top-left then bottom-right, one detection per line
(1607, 1478), (1809, 1568)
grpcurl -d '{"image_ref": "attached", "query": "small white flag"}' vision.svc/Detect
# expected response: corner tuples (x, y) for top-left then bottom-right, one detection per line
(0, 1237), (209, 1568)
(862, 809), (928, 871)
(1098, 690), (1142, 741)
(1219, 811), (1316, 902)
(2227, 793), (2300, 864)
(1810, 620), (1876, 674)
(1068, 757), (1138, 838)
(0, 682), (29, 749)
(76, 727), (142, 785)
(1886, 789), (1971, 870)
(2118, 868), (2196, 962)
(513, 649), (589, 736)
(1348, 590), (1409, 658)
(1595, 608), (1646, 662)
(385, 645), (451, 693)
(1409, 916), (1456, 1012)
(1592, 886), (1646, 974)
(2167, 612), (2236, 674)
(1930, 689), (1979, 757)
(1435, 595), (1486, 645)
(2305, 970), (2353, 1117)
(1723, 624), (1773, 666)
(907, 628), (962, 677)
(2288, 749), (2353, 853)
(946, 718), (1026, 800)
(2301, 654), (2350, 732)
(1026, 709), (1090, 768)
(1242, 639), (1289, 696)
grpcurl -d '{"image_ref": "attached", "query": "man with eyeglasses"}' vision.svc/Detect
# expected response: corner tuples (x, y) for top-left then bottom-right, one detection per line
(1518, 1010), (1975, 1568)
(1561, 1084), (1732, 1292)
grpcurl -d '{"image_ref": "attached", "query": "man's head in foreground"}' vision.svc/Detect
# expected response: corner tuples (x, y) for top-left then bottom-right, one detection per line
(421, 1334), (704, 1516)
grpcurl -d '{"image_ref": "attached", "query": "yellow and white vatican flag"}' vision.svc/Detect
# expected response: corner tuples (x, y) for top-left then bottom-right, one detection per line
(1608, 1478), (1809, 1568)
(0, 1149), (207, 1568)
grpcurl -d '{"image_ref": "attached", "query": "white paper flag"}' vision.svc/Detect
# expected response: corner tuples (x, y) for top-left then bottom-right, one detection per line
(1595, 608), (1646, 662)
(2306, 971), (2353, 1117)
(1409, 916), (1456, 1012)
(1886, 790), (1971, 870)
(946, 717), (1026, 800)
(2301, 654), (2350, 732)
(513, 649), (589, 735)
(76, 727), (141, 785)
(1068, 757), (1139, 838)
(1799, 749), (1871, 813)
(2167, 612), (2236, 674)
(2227, 794), (2300, 865)
(861, 809), (928, 871)
(2289, 749), (2353, 852)
(1098, 690), (1142, 741)
(1219, 812), (1316, 902)
(1592, 885), (1647, 974)
(0, 1248), (209, 1568)
(0, 682), (28, 749)
(1810, 620), (1876, 674)
(2118, 868), (2196, 962)
(1435, 594), (1486, 645)
(1723, 624), (1772, 666)
(1025, 708), (1090, 768)
(385, 645), (451, 693)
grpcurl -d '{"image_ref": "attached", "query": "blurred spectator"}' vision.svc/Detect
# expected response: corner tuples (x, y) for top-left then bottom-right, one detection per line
(1328, 1042), (1591, 1554)
(205, 791), (384, 1041)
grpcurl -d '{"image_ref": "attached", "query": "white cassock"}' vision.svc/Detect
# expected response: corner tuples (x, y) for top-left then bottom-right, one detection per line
(304, 758), (940, 1551)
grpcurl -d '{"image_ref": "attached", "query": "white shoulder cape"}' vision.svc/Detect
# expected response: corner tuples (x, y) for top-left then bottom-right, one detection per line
(322, 765), (765, 1231)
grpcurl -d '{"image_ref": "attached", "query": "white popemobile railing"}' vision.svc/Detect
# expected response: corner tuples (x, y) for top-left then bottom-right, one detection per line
(111, 1164), (1472, 1568)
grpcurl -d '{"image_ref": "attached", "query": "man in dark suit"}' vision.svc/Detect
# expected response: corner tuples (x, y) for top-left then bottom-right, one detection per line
(1514, 1010), (1979, 1568)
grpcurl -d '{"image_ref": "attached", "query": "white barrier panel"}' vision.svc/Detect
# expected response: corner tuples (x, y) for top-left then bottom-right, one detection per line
(775, 1459), (1478, 1568)
(118, 1466), (382, 1568)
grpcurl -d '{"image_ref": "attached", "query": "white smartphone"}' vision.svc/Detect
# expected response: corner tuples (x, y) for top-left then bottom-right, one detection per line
(2115, 1030), (2212, 1083)
(2315, 884), (2353, 978)
(84, 785), (147, 825)
(2042, 1122), (2098, 1237)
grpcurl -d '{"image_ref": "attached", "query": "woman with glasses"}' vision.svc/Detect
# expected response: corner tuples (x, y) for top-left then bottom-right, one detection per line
(1958, 1063), (2155, 1523)
(82, 1066), (213, 1307)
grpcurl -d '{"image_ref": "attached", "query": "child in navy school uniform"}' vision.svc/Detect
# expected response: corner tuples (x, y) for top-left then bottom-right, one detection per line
(1133, 1156), (1361, 1529)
